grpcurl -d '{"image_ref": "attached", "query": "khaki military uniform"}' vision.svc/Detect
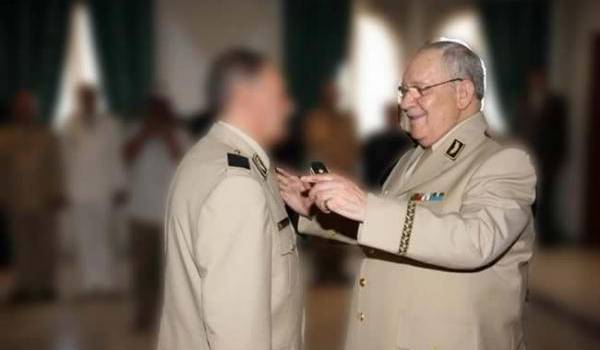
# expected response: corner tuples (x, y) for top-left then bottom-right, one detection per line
(0, 124), (63, 294)
(300, 113), (537, 350)
(158, 122), (303, 350)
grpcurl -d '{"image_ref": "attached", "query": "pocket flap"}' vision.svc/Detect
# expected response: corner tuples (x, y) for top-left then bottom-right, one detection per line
(276, 217), (296, 255)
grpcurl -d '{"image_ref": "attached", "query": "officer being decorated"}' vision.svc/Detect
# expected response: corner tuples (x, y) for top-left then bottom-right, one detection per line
(158, 48), (302, 350)
(278, 40), (537, 350)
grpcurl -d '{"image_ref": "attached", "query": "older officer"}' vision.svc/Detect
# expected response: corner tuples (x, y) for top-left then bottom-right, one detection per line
(279, 40), (536, 350)
(158, 49), (302, 350)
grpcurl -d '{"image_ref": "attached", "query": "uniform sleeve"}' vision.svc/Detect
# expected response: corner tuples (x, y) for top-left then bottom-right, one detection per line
(298, 214), (359, 245)
(358, 148), (537, 270)
(196, 175), (272, 350)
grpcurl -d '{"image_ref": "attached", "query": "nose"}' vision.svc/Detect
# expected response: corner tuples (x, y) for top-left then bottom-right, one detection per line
(400, 89), (419, 111)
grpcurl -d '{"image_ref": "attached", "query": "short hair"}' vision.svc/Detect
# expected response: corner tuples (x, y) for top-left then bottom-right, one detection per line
(420, 40), (485, 100)
(206, 47), (269, 113)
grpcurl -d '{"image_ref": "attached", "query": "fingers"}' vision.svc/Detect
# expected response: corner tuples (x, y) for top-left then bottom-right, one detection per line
(312, 188), (338, 213)
(275, 167), (296, 178)
(277, 173), (310, 193)
(276, 173), (293, 187)
(301, 174), (335, 183)
(308, 180), (343, 201)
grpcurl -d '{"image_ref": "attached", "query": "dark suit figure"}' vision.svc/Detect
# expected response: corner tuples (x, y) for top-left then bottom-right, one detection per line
(362, 104), (413, 189)
(519, 69), (568, 245)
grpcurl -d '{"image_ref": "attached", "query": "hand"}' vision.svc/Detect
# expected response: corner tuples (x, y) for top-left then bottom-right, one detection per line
(276, 167), (313, 217)
(301, 173), (367, 222)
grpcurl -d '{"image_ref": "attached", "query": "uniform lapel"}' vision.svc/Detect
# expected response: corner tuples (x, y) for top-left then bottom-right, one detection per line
(383, 146), (422, 193)
(399, 113), (489, 194)
(400, 149), (454, 194)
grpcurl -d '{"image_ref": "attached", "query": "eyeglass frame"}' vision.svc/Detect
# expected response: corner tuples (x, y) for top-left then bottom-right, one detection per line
(395, 78), (465, 125)
(398, 78), (464, 99)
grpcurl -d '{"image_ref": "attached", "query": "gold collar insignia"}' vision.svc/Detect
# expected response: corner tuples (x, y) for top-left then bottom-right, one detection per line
(445, 139), (465, 160)
(252, 154), (268, 179)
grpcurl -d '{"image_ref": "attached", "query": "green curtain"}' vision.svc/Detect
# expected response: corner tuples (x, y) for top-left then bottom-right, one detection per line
(284, 0), (351, 115)
(89, 0), (154, 119)
(279, 0), (351, 165)
(479, 0), (550, 130)
(0, 0), (71, 123)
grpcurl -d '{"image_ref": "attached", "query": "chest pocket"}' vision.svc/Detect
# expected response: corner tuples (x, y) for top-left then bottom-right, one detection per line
(276, 216), (297, 255)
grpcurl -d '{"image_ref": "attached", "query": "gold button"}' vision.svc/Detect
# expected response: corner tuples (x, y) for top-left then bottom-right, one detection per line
(359, 278), (366, 287)
(358, 312), (365, 321)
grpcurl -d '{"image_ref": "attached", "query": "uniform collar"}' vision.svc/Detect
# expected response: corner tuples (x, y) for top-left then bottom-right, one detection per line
(214, 121), (271, 169)
(397, 112), (489, 193)
(429, 112), (484, 152)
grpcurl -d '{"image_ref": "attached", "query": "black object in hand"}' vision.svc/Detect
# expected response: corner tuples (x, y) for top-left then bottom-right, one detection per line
(310, 161), (329, 175)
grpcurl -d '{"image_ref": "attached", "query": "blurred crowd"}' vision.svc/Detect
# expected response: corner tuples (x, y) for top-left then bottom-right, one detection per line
(0, 85), (191, 332)
(0, 65), (568, 332)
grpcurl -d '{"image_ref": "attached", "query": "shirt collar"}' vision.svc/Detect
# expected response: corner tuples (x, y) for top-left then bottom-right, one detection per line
(430, 112), (482, 152)
(217, 121), (270, 169)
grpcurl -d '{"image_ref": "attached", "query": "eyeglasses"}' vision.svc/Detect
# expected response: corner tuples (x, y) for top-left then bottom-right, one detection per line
(398, 78), (464, 99)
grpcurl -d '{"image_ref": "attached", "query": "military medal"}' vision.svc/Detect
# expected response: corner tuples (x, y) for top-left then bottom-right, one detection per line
(410, 192), (446, 202)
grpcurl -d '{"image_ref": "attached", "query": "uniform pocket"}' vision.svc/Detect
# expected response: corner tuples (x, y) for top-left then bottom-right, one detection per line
(274, 217), (299, 295)
(277, 217), (297, 255)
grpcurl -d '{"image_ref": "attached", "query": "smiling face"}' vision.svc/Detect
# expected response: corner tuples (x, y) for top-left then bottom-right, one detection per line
(400, 49), (463, 147)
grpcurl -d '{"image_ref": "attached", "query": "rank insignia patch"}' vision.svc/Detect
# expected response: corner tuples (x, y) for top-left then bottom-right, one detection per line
(227, 153), (250, 169)
(252, 154), (268, 179)
(277, 218), (290, 231)
(410, 192), (445, 202)
(445, 139), (465, 160)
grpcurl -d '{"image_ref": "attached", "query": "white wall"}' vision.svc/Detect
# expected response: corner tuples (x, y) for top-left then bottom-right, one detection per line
(155, 0), (281, 116)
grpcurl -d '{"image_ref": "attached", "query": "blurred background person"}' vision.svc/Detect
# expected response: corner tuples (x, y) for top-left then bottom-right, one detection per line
(124, 95), (191, 332)
(187, 108), (216, 140)
(304, 80), (359, 176)
(302, 80), (360, 286)
(518, 68), (569, 246)
(362, 103), (413, 189)
(61, 84), (126, 297)
(0, 90), (64, 303)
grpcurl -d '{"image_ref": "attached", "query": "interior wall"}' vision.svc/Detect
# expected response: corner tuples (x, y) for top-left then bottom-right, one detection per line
(551, 0), (600, 239)
(155, 0), (281, 116)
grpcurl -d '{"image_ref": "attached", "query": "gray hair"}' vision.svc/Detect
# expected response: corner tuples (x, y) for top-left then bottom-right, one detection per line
(206, 47), (269, 113)
(420, 40), (485, 100)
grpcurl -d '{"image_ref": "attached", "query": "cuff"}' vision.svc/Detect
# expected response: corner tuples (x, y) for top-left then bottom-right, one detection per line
(358, 193), (413, 254)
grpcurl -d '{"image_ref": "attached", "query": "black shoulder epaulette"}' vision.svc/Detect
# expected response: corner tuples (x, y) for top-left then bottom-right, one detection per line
(227, 153), (250, 169)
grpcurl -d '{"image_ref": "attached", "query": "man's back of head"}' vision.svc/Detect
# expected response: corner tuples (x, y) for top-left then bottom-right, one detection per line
(206, 47), (292, 149)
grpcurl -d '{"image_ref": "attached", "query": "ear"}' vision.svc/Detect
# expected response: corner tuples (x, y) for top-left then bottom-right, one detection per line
(456, 80), (475, 110)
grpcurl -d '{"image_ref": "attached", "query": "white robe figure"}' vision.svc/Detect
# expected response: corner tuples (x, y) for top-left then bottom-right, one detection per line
(61, 113), (125, 293)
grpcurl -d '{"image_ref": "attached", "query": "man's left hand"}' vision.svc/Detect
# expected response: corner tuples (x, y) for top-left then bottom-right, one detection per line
(301, 173), (367, 222)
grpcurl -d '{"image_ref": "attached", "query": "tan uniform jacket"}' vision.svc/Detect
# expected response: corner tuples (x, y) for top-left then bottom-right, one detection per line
(158, 123), (303, 350)
(0, 125), (64, 213)
(300, 113), (537, 350)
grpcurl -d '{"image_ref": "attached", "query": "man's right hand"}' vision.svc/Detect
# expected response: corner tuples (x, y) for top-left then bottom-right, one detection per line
(276, 167), (313, 217)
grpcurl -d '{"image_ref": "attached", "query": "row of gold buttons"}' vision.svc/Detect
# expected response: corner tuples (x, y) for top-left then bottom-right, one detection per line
(357, 276), (367, 321)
